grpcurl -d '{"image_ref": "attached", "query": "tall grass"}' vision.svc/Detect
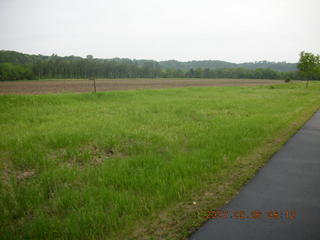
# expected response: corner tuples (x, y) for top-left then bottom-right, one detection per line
(1, 82), (320, 239)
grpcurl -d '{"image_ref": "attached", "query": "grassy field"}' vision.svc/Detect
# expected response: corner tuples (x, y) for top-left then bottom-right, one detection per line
(1, 82), (320, 239)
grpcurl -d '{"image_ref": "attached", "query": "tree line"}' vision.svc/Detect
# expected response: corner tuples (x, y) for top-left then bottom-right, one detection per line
(159, 60), (297, 72)
(0, 50), (318, 81)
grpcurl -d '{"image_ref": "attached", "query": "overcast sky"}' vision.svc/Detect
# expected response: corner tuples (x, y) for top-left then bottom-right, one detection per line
(0, 0), (319, 63)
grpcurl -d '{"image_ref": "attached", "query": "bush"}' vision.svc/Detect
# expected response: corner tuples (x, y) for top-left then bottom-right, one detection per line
(0, 63), (35, 81)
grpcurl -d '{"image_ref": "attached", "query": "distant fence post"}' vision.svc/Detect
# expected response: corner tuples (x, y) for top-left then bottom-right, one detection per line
(89, 77), (97, 93)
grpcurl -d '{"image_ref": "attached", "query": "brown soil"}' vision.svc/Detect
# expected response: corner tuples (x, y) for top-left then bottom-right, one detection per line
(0, 78), (282, 95)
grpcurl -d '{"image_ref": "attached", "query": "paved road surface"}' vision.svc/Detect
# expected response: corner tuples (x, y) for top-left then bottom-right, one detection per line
(190, 111), (320, 240)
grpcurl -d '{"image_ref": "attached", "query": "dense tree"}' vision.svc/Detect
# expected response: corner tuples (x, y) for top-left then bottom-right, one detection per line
(0, 50), (314, 81)
(0, 63), (34, 81)
(297, 51), (320, 88)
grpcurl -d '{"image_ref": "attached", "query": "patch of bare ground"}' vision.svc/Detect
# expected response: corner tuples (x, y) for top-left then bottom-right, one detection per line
(51, 146), (122, 169)
(0, 79), (283, 95)
(16, 169), (36, 181)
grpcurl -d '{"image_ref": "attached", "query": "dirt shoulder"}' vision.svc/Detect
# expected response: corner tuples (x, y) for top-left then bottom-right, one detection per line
(0, 78), (283, 95)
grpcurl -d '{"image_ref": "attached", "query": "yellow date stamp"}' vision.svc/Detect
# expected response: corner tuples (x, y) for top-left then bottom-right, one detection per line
(205, 210), (296, 220)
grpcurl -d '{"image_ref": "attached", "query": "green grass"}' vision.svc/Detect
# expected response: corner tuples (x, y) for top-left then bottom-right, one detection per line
(1, 82), (320, 239)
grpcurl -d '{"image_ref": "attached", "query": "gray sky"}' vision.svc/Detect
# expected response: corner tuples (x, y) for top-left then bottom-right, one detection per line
(0, 0), (319, 63)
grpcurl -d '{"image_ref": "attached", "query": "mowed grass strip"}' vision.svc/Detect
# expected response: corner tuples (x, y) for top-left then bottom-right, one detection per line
(0, 82), (320, 239)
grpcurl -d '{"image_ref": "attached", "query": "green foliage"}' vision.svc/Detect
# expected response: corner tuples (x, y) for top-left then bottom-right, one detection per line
(0, 50), (300, 81)
(0, 50), (46, 64)
(297, 51), (320, 80)
(239, 60), (296, 72)
(1, 83), (320, 239)
(160, 60), (297, 72)
(0, 63), (35, 81)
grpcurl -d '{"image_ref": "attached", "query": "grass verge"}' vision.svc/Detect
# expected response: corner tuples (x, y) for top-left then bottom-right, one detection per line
(0, 82), (320, 239)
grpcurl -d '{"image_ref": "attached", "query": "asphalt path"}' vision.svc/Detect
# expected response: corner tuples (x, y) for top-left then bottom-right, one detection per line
(190, 111), (320, 240)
